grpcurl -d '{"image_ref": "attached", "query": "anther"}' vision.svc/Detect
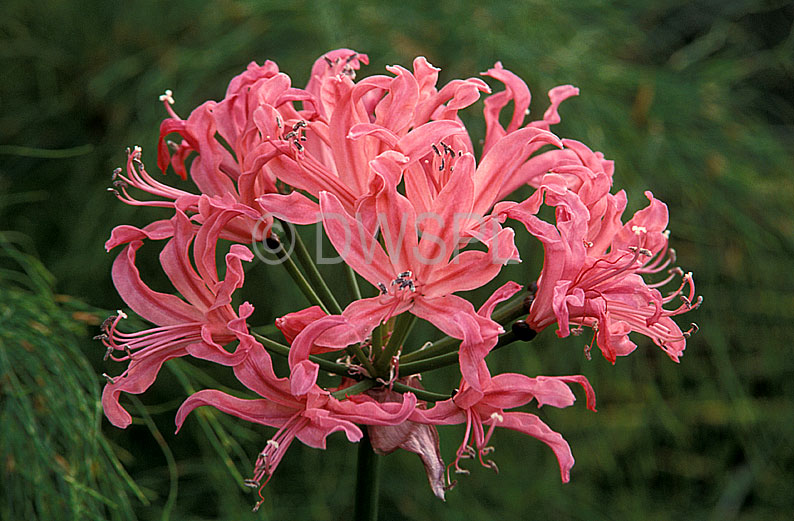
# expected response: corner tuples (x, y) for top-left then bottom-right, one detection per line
(101, 373), (116, 384)
(103, 345), (113, 361)
(431, 144), (440, 155)
(167, 140), (179, 152)
(632, 225), (647, 235)
(159, 89), (175, 105)
(293, 141), (304, 152)
(243, 479), (259, 488)
(490, 412), (504, 423)
(292, 120), (307, 131)
(100, 315), (115, 332)
(276, 116), (282, 129)
(398, 271), (412, 278)
(377, 282), (387, 295)
(266, 439), (280, 450)
(112, 167), (122, 178)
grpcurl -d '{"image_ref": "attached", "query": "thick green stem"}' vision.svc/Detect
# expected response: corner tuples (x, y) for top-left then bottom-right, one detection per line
(374, 313), (416, 377)
(331, 379), (375, 400)
(345, 264), (362, 301)
(391, 381), (450, 402)
(400, 293), (529, 364)
(267, 235), (328, 313)
(354, 431), (381, 521)
(282, 221), (343, 315)
(400, 330), (520, 376)
(252, 331), (352, 377)
(399, 334), (458, 363)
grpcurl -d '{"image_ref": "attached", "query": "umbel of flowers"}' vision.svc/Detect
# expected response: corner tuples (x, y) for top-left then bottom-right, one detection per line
(99, 49), (700, 513)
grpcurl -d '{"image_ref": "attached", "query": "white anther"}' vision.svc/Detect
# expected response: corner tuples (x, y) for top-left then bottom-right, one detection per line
(662, 230), (671, 239)
(490, 412), (504, 423)
(117, 310), (128, 319)
(159, 89), (175, 104)
(632, 225), (647, 235)
(266, 439), (279, 450)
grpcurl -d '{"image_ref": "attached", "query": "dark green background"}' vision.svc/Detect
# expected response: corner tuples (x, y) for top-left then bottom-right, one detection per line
(2, 1), (793, 519)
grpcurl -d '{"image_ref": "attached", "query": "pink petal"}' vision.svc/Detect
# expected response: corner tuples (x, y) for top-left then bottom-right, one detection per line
(112, 241), (204, 326)
(500, 412), (575, 482)
(175, 389), (294, 433)
(257, 192), (322, 225)
(319, 191), (392, 287)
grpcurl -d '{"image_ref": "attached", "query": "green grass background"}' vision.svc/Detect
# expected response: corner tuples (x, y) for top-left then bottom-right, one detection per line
(2, 0), (793, 519)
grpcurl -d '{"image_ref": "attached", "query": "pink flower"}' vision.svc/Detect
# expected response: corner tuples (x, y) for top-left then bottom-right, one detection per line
(100, 209), (256, 428)
(174, 344), (417, 511)
(258, 51), (482, 225)
(412, 372), (596, 484)
(286, 155), (519, 397)
(503, 181), (701, 362)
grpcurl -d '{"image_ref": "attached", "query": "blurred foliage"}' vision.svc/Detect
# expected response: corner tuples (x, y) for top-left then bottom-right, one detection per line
(0, 234), (144, 520)
(2, 0), (793, 519)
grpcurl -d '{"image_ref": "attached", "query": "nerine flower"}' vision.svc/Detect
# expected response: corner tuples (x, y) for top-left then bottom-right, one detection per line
(175, 344), (417, 511)
(412, 372), (596, 485)
(100, 209), (256, 428)
(286, 154), (519, 397)
(258, 51), (485, 225)
(502, 178), (700, 362)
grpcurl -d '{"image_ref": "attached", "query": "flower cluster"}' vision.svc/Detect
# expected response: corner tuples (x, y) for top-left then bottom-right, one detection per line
(99, 49), (700, 508)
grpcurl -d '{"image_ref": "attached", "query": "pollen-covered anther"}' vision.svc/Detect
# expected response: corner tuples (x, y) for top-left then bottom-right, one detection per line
(391, 271), (416, 292)
(377, 282), (388, 295)
(166, 140), (179, 152)
(583, 239), (594, 248)
(682, 322), (699, 338)
(483, 458), (499, 474)
(632, 225), (647, 235)
(158, 89), (175, 105)
(117, 310), (128, 320)
(266, 439), (280, 450)
(101, 373), (116, 384)
(490, 412), (504, 423)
